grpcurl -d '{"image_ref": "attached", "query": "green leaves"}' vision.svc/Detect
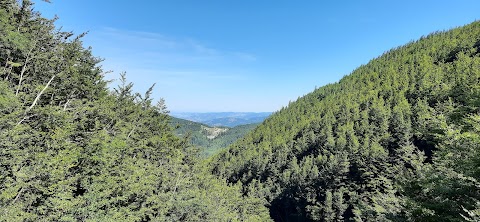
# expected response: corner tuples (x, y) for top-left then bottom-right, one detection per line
(6, 61), (21, 67)
(0, 1), (271, 221)
(211, 20), (480, 221)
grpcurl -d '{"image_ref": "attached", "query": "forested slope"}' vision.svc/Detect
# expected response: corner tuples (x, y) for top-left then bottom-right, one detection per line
(211, 21), (480, 221)
(171, 117), (259, 156)
(0, 1), (270, 221)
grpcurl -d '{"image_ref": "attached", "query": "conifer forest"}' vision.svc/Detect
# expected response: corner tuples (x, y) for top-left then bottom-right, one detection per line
(1, 1), (480, 221)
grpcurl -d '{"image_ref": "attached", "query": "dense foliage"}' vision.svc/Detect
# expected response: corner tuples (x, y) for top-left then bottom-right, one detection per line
(171, 117), (259, 156)
(211, 21), (480, 221)
(0, 1), (271, 221)
(3, 1), (480, 221)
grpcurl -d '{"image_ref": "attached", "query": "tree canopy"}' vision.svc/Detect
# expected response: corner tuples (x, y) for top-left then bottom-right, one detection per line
(0, 1), (271, 221)
(211, 21), (480, 221)
(2, 1), (480, 221)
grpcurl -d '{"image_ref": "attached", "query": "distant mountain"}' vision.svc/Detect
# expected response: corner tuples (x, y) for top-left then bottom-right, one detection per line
(170, 112), (271, 127)
(170, 117), (259, 156)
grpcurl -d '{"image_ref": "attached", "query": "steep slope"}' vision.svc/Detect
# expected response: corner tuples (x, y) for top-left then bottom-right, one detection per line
(170, 117), (259, 156)
(211, 21), (480, 221)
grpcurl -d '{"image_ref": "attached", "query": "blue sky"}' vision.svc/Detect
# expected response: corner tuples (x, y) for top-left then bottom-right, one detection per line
(33, 0), (480, 112)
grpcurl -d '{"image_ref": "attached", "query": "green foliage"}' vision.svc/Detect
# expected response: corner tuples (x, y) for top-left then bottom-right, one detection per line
(171, 117), (259, 156)
(0, 2), (271, 221)
(211, 21), (480, 221)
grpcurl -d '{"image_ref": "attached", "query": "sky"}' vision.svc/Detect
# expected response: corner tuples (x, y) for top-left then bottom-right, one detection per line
(32, 0), (480, 112)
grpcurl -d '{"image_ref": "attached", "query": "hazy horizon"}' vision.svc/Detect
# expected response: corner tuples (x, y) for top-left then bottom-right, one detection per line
(33, 0), (480, 112)
(169, 109), (275, 113)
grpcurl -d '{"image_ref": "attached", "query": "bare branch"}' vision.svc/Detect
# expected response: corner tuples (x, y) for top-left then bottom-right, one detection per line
(12, 187), (25, 205)
(25, 74), (55, 114)
(16, 41), (36, 96)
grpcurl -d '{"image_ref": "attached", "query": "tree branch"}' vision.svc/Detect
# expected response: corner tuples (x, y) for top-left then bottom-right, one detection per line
(16, 43), (35, 96)
(25, 74), (55, 114)
(12, 187), (25, 205)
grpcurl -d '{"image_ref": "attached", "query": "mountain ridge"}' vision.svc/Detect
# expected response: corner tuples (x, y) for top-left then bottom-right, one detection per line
(170, 112), (271, 127)
(211, 21), (480, 221)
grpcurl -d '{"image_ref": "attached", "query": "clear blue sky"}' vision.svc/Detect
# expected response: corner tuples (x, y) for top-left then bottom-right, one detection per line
(33, 0), (480, 112)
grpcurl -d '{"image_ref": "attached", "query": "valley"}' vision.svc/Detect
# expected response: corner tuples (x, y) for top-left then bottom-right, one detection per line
(1, 1), (480, 221)
(170, 116), (261, 156)
(170, 112), (271, 127)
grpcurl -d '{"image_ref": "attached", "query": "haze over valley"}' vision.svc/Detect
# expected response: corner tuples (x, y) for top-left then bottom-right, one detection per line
(170, 112), (271, 127)
(1, 1), (480, 221)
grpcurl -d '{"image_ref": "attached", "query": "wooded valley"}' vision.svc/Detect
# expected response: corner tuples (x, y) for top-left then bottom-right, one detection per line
(1, 1), (480, 221)
(170, 117), (259, 156)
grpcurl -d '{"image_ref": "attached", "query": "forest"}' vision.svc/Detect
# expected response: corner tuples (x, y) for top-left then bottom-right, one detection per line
(170, 117), (259, 156)
(1, 0), (480, 221)
(211, 20), (480, 221)
(0, 1), (270, 221)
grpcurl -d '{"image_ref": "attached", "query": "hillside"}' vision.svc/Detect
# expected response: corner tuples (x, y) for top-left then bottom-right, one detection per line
(211, 21), (480, 221)
(0, 2), (271, 221)
(171, 112), (271, 127)
(170, 117), (259, 156)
